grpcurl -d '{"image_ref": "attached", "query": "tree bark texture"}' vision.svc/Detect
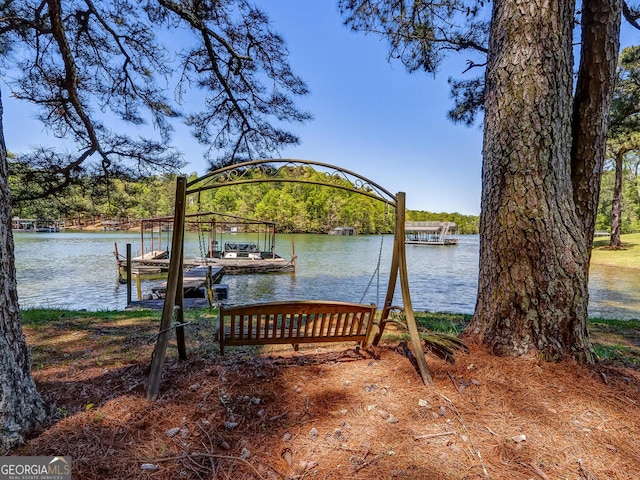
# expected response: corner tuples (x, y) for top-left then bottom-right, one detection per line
(467, 0), (595, 362)
(571, 0), (622, 255)
(0, 91), (50, 453)
(609, 149), (624, 247)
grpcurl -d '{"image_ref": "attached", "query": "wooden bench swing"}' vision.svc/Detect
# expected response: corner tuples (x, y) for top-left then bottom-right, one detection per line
(217, 300), (377, 356)
(146, 159), (433, 400)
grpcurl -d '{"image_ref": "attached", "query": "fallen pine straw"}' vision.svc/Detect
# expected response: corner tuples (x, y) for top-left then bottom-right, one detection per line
(155, 453), (269, 479)
(414, 431), (457, 440)
(11, 323), (640, 480)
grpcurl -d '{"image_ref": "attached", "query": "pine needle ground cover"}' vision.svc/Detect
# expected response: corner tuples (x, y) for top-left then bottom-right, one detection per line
(9, 309), (640, 479)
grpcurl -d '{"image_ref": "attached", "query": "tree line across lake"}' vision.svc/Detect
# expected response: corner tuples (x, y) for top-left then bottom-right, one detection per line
(9, 172), (481, 234)
(11, 165), (640, 236)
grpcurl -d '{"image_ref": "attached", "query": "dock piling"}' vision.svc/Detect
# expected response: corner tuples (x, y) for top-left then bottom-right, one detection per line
(126, 244), (132, 305)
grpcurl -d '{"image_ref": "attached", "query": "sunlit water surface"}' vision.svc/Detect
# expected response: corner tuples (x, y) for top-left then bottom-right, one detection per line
(13, 232), (640, 319)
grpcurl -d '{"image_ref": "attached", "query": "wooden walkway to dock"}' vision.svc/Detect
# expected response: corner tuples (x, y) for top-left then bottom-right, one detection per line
(151, 265), (224, 298)
(126, 297), (213, 310)
(129, 250), (169, 273)
(133, 250), (169, 261)
(126, 265), (224, 310)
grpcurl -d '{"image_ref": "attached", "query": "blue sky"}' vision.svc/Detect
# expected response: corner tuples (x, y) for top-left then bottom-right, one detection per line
(264, 2), (485, 214)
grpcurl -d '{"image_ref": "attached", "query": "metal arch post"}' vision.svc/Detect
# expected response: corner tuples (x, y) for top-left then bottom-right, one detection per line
(147, 176), (187, 400)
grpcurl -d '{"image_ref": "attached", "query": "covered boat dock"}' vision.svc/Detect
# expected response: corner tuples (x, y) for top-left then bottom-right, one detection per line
(405, 221), (459, 245)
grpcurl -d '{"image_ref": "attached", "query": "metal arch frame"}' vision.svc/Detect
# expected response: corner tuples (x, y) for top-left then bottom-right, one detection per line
(147, 160), (433, 400)
(186, 158), (397, 207)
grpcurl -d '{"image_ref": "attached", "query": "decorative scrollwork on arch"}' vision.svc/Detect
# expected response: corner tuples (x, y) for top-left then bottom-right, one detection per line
(186, 159), (397, 207)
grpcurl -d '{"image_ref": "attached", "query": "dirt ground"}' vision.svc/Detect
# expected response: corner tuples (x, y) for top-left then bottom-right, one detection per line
(12, 314), (640, 480)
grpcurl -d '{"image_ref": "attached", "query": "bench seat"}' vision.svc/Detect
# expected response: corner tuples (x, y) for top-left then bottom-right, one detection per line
(217, 300), (376, 355)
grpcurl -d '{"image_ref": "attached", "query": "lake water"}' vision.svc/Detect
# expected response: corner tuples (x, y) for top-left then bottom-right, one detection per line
(13, 231), (640, 319)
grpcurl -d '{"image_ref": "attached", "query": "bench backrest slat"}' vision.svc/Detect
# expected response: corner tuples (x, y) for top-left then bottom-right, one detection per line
(343, 312), (353, 337)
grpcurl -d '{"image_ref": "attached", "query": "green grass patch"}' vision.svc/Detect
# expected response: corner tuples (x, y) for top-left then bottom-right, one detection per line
(21, 307), (220, 369)
(20, 308), (162, 327)
(591, 233), (640, 269)
(379, 311), (471, 343)
(589, 317), (640, 332)
(413, 312), (471, 335)
(593, 343), (632, 360)
(592, 343), (640, 367)
(21, 307), (218, 327)
(588, 318), (640, 369)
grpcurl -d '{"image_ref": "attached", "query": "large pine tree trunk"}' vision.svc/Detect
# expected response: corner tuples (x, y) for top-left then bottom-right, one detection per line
(466, 0), (595, 362)
(0, 92), (50, 453)
(572, 0), (622, 252)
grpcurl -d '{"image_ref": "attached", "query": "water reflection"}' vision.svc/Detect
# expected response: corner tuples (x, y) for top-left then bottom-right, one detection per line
(12, 231), (640, 319)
